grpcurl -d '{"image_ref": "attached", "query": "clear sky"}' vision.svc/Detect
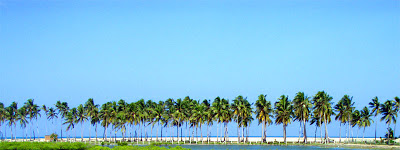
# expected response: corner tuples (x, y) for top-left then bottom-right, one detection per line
(0, 0), (399, 138)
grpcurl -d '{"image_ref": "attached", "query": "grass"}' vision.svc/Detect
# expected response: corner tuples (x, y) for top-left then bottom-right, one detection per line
(0, 142), (190, 150)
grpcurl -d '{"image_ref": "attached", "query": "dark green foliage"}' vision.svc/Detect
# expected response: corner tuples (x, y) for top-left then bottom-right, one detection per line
(50, 133), (58, 142)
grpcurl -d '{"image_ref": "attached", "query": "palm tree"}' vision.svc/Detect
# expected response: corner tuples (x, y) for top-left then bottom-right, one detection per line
(202, 99), (213, 143)
(380, 100), (397, 134)
(274, 95), (293, 144)
(153, 101), (165, 141)
(17, 106), (29, 141)
(334, 98), (346, 142)
(100, 102), (112, 141)
(340, 95), (355, 142)
(313, 91), (333, 143)
(55, 101), (69, 140)
(24, 99), (41, 140)
(5, 102), (18, 141)
(63, 108), (76, 142)
(369, 96), (380, 141)
(293, 92), (312, 143)
(42, 105), (49, 135)
(255, 94), (273, 143)
(0, 102), (5, 141)
(173, 98), (185, 142)
(310, 114), (321, 142)
(76, 104), (87, 141)
(85, 98), (99, 141)
(212, 97), (223, 142)
(393, 96), (400, 137)
(47, 107), (58, 134)
(135, 99), (146, 141)
(360, 106), (373, 142)
(351, 110), (361, 140)
(90, 107), (100, 142)
(191, 101), (205, 142)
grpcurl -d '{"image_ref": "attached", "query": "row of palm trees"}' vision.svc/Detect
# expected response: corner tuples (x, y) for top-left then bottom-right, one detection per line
(0, 91), (398, 144)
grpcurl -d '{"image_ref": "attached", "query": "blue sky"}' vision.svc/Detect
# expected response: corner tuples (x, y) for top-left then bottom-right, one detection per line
(0, 0), (399, 138)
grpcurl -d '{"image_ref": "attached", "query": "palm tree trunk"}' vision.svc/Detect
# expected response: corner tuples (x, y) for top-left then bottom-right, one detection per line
(176, 125), (179, 142)
(151, 125), (153, 141)
(81, 122), (84, 141)
(95, 123), (98, 142)
(261, 122), (264, 142)
(89, 122), (91, 141)
(200, 124), (203, 142)
(314, 125), (317, 142)
(395, 116), (398, 138)
(363, 127), (365, 142)
(303, 119), (307, 143)
(324, 114), (329, 143)
(283, 124), (287, 144)
(30, 118), (32, 141)
(10, 125), (13, 141)
(242, 126), (244, 143)
(237, 122), (239, 143)
(374, 116), (377, 142)
(157, 122), (159, 141)
(196, 125), (198, 142)
(298, 122), (301, 142)
(105, 125), (108, 141)
(339, 123), (341, 143)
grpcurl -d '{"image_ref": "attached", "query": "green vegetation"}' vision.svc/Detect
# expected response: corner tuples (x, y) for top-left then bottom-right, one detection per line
(0, 142), (189, 150)
(0, 92), (399, 145)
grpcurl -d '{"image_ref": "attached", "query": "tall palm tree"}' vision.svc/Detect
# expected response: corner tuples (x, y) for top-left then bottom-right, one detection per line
(42, 105), (49, 135)
(351, 110), (361, 139)
(24, 99), (41, 140)
(393, 97), (400, 137)
(212, 97), (223, 142)
(380, 100), (397, 133)
(47, 107), (58, 134)
(55, 101), (69, 140)
(173, 98), (185, 142)
(310, 114), (322, 142)
(191, 101), (205, 142)
(85, 98), (99, 141)
(76, 104), (87, 141)
(100, 102), (112, 141)
(255, 94), (273, 143)
(369, 96), (380, 141)
(90, 107), (100, 142)
(0, 102), (4, 141)
(360, 106), (373, 141)
(340, 95), (355, 142)
(334, 98), (346, 142)
(5, 102), (18, 141)
(153, 101), (165, 141)
(293, 92), (312, 143)
(17, 106), (29, 141)
(202, 99), (213, 142)
(63, 108), (76, 142)
(274, 95), (293, 144)
(135, 99), (146, 141)
(313, 91), (333, 143)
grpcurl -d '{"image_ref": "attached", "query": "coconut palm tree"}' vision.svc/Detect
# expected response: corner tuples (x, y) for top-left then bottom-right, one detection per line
(351, 110), (361, 139)
(173, 98), (185, 142)
(191, 101), (205, 142)
(17, 106), (29, 141)
(274, 95), (293, 144)
(0, 102), (4, 141)
(85, 98), (99, 141)
(63, 109), (76, 142)
(310, 114), (322, 142)
(313, 91), (333, 143)
(153, 101), (165, 141)
(334, 98), (346, 142)
(5, 102), (18, 141)
(76, 104), (87, 141)
(47, 107), (58, 134)
(255, 94), (273, 143)
(393, 97), (400, 137)
(164, 98), (175, 142)
(369, 96), (380, 141)
(100, 102), (112, 141)
(360, 106), (373, 142)
(135, 99), (146, 141)
(380, 100), (397, 134)
(202, 99), (213, 142)
(24, 99), (41, 140)
(55, 101), (69, 140)
(340, 95), (355, 142)
(293, 92), (312, 143)
(212, 97), (223, 142)
(90, 107), (100, 142)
